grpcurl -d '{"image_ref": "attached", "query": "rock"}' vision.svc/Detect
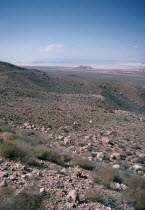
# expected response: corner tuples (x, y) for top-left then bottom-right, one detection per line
(57, 135), (64, 141)
(132, 164), (143, 170)
(27, 125), (32, 129)
(120, 163), (130, 169)
(67, 189), (79, 202)
(23, 122), (29, 127)
(96, 152), (104, 159)
(81, 145), (90, 151)
(111, 183), (127, 191)
(112, 164), (120, 169)
(136, 168), (145, 173)
(102, 137), (110, 144)
(66, 202), (75, 208)
(121, 184), (127, 190)
(110, 153), (121, 160)
(40, 188), (45, 193)
(106, 130), (115, 136)
(41, 126), (45, 131)
(64, 137), (71, 144)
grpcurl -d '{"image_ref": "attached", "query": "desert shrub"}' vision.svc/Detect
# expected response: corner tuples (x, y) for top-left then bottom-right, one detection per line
(0, 140), (34, 164)
(34, 145), (65, 166)
(2, 132), (14, 142)
(84, 188), (103, 203)
(0, 188), (42, 210)
(84, 188), (117, 208)
(61, 150), (72, 162)
(33, 137), (43, 145)
(1, 125), (16, 133)
(17, 130), (44, 146)
(72, 154), (96, 170)
(93, 166), (122, 188)
(125, 175), (145, 210)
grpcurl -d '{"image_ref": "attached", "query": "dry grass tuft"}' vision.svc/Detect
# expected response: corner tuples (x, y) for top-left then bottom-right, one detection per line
(72, 154), (96, 170)
(0, 187), (42, 210)
(0, 137), (34, 164)
(34, 145), (65, 166)
(125, 175), (145, 210)
(93, 166), (122, 188)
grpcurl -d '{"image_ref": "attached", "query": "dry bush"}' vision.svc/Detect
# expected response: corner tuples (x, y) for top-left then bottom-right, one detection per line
(34, 145), (65, 166)
(125, 175), (145, 210)
(72, 154), (96, 170)
(84, 188), (103, 203)
(61, 150), (72, 162)
(125, 174), (145, 190)
(0, 187), (42, 210)
(0, 139), (34, 164)
(0, 186), (14, 208)
(1, 132), (14, 142)
(84, 188), (117, 208)
(93, 166), (122, 188)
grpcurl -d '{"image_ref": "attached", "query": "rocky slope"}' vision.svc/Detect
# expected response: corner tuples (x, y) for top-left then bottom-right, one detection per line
(0, 61), (145, 210)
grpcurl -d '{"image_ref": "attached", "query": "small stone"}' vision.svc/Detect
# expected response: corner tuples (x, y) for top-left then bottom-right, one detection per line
(66, 202), (75, 208)
(57, 135), (64, 141)
(133, 164), (143, 170)
(121, 184), (127, 190)
(102, 137), (110, 144)
(113, 164), (120, 169)
(40, 188), (45, 193)
(67, 189), (79, 202)
(110, 153), (121, 160)
(64, 137), (70, 144)
(96, 152), (104, 159)
(23, 122), (29, 127)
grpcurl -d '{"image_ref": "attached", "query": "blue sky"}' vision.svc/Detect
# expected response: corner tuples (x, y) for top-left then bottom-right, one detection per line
(0, 0), (145, 65)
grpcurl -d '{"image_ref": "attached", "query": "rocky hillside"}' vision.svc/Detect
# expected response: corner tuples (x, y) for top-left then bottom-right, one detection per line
(0, 61), (145, 209)
(0, 61), (145, 128)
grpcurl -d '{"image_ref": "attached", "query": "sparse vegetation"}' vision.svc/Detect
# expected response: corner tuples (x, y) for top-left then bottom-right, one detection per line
(84, 188), (117, 208)
(0, 187), (42, 210)
(125, 175), (145, 210)
(92, 166), (123, 188)
(84, 188), (103, 203)
(0, 133), (34, 164)
(34, 145), (65, 166)
(0, 61), (145, 209)
(72, 154), (96, 170)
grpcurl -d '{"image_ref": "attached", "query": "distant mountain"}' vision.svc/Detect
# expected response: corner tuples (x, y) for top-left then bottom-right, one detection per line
(73, 65), (94, 71)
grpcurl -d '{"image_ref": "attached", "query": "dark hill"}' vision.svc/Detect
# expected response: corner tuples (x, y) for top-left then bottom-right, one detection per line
(73, 65), (94, 71)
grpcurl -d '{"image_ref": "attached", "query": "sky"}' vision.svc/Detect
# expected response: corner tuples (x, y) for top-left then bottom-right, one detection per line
(0, 0), (145, 65)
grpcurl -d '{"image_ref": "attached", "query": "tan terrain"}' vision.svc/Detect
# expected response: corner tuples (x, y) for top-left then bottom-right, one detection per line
(0, 61), (145, 210)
